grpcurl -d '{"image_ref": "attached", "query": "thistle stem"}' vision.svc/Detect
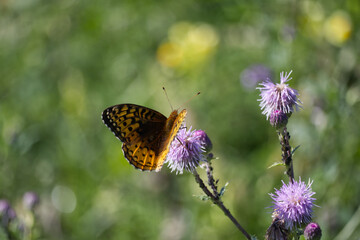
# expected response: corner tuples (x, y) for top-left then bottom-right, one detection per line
(278, 127), (294, 182)
(193, 169), (252, 240)
(204, 158), (219, 199)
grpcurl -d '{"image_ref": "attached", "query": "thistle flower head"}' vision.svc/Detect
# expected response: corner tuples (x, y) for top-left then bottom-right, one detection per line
(23, 192), (40, 211)
(270, 178), (316, 230)
(269, 109), (288, 128)
(193, 130), (212, 153)
(0, 200), (16, 226)
(304, 222), (322, 240)
(166, 127), (207, 174)
(258, 70), (302, 119)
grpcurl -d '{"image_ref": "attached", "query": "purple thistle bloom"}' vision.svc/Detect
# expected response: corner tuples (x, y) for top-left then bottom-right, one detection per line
(0, 200), (17, 226)
(23, 192), (40, 211)
(269, 109), (288, 128)
(304, 222), (322, 240)
(270, 178), (316, 230)
(240, 64), (272, 89)
(258, 70), (302, 119)
(166, 127), (206, 174)
(193, 130), (212, 153)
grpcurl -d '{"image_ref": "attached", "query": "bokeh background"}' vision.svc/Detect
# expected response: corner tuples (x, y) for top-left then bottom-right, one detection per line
(1, 0), (359, 239)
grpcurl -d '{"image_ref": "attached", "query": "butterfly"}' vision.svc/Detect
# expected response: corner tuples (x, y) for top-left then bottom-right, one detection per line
(102, 104), (187, 172)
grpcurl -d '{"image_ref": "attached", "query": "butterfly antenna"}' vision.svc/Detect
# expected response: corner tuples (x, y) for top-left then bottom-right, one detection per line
(162, 87), (174, 111)
(179, 91), (200, 109)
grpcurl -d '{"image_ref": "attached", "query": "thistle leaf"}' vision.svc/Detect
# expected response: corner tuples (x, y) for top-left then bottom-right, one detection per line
(292, 145), (301, 155)
(268, 162), (285, 169)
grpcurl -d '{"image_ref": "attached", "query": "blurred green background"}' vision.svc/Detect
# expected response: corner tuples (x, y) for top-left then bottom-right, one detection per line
(1, 0), (359, 239)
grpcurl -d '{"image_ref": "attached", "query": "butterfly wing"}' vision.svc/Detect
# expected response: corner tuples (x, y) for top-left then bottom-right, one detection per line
(102, 104), (179, 171)
(126, 108), (187, 171)
(122, 139), (161, 171)
(155, 109), (187, 169)
(102, 104), (166, 142)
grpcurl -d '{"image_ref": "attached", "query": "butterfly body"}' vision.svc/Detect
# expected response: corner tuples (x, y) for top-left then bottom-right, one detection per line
(102, 104), (186, 172)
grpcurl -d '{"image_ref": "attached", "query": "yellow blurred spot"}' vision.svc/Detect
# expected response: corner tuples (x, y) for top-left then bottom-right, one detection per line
(323, 11), (352, 46)
(157, 22), (219, 70)
(168, 22), (194, 44)
(157, 42), (183, 67)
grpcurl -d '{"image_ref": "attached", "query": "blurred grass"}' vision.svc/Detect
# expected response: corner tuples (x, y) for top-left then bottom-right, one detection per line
(0, 0), (360, 239)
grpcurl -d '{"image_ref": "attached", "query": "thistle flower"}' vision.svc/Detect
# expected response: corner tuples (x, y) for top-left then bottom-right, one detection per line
(269, 109), (288, 128)
(0, 200), (17, 227)
(193, 130), (212, 153)
(270, 178), (316, 230)
(23, 192), (40, 211)
(166, 127), (207, 174)
(304, 222), (322, 240)
(258, 70), (302, 119)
